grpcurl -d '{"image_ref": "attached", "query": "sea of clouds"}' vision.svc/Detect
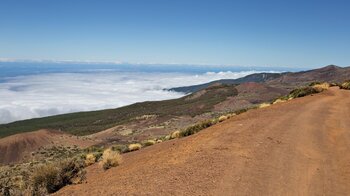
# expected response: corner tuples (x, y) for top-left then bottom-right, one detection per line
(0, 70), (274, 124)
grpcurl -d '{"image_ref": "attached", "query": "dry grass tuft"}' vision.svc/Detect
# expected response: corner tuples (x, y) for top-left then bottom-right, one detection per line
(218, 115), (228, 122)
(100, 149), (122, 170)
(259, 103), (271, 108)
(84, 153), (96, 166)
(156, 139), (163, 143)
(340, 81), (350, 90)
(164, 135), (171, 140)
(273, 98), (287, 104)
(143, 139), (156, 146)
(128, 143), (142, 152)
(312, 82), (330, 92)
(226, 113), (236, 118)
(170, 131), (180, 139)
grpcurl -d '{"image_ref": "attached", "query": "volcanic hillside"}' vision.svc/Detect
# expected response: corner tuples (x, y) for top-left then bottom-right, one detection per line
(170, 65), (350, 93)
(56, 87), (350, 195)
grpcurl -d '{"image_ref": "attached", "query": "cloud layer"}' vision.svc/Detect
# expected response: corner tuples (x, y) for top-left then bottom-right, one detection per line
(0, 70), (269, 124)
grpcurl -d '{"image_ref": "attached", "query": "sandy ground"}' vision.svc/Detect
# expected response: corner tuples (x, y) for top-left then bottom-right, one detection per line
(57, 87), (350, 195)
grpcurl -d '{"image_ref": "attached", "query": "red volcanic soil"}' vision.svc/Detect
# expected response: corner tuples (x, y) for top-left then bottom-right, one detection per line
(57, 87), (350, 195)
(0, 129), (95, 164)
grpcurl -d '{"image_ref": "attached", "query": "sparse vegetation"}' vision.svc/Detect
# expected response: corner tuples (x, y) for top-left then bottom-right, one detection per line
(84, 153), (96, 166)
(272, 83), (330, 104)
(218, 115), (228, 122)
(180, 120), (215, 137)
(32, 158), (85, 194)
(128, 143), (142, 152)
(311, 82), (330, 92)
(289, 86), (319, 98)
(272, 98), (287, 104)
(235, 108), (249, 115)
(340, 81), (350, 90)
(259, 103), (271, 108)
(164, 135), (171, 140)
(100, 149), (122, 170)
(170, 131), (180, 139)
(111, 144), (129, 153)
(142, 139), (156, 147)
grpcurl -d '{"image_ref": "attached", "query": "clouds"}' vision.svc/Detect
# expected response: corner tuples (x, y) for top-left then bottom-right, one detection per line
(0, 70), (270, 124)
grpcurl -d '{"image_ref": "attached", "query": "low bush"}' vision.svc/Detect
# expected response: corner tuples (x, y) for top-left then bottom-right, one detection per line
(272, 98), (287, 104)
(170, 131), (180, 139)
(84, 153), (96, 166)
(142, 139), (156, 147)
(258, 103), (271, 108)
(111, 144), (129, 153)
(329, 82), (339, 87)
(128, 143), (142, 152)
(100, 149), (122, 170)
(235, 108), (249, 115)
(311, 82), (330, 92)
(32, 158), (85, 194)
(180, 120), (214, 137)
(340, 81), (350, 90)
(289, 86), (319, 98)
(218, 115), (228, 122)
(308, 81), (322, 86)
(165, 135), (171, 140)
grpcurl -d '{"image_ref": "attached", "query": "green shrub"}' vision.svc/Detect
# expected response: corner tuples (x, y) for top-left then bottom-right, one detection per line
(308, 81), (321, 86)
(235, 108), (249, 115)
(111, 144), (129, 153)
(84, 146), (104, 153)
(142, 139), (156, 147)
(340, 81), (350, 90)
(289, 86), (318, 98)
(180, 120), (214, 137)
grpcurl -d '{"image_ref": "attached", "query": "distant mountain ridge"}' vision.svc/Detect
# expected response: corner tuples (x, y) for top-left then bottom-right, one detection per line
(267, 65), (350, 87)
(169, 72), (284, 94)
(170, 65), (350, 93)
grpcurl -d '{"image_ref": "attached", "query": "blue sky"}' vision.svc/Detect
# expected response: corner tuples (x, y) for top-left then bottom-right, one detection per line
(1, 0), (350, 67)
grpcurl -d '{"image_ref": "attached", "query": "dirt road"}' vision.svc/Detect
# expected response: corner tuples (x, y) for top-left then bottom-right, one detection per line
(57, 87), (350, 195)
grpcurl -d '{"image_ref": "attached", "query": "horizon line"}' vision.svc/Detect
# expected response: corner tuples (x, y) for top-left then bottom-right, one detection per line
(0, 57), (322, 69)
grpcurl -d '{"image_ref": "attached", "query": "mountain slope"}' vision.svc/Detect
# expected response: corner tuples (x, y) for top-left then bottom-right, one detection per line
(267, 65), (350, 87)
(170, 65), (350, 93)
(0, 84), (239, 138)
(169, 72), (283, 93)
(0, 129), (95, 164)
(56, 87), (350, 195)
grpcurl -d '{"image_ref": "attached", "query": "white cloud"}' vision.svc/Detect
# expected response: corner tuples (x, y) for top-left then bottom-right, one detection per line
(0, 70), (275, 124)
